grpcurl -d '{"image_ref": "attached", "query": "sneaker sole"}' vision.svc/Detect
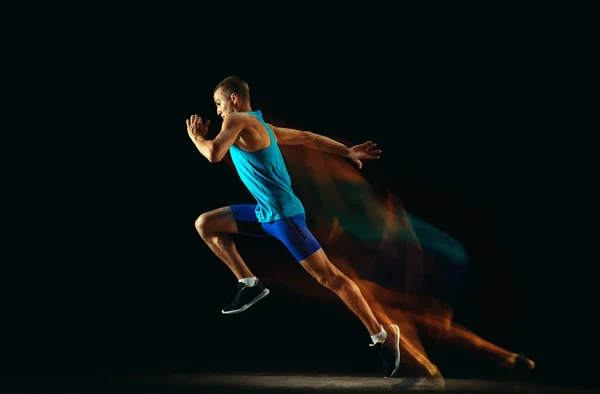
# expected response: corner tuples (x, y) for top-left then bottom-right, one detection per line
(221, 288), (270, 315)
(387, 324), (401, 378)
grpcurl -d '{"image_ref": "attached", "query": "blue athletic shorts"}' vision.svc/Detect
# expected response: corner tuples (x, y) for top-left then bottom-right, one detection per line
(229, 204), (322, 262)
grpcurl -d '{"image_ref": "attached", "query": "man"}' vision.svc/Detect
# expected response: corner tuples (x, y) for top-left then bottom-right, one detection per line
(186, 75), (400, 378)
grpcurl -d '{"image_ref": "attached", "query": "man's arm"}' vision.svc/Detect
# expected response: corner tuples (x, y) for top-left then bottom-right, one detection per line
(268, 123), (381, 169)
(188, 113), (245, 163)
(268, 123), (351, 157)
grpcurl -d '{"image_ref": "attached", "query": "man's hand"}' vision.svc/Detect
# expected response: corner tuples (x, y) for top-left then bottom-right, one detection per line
(186, 114), (211, 140)
(348, 141), (381, 169)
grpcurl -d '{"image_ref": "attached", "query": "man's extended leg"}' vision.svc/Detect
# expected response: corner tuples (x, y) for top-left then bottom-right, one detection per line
(300, 248), (401, 377)
(261, 214), (401, 378)
(195, 205), (270, 314)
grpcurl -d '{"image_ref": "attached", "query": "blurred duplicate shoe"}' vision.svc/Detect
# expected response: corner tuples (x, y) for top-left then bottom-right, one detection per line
(512, 353), (535, 374)
(503, 353), (535, 382)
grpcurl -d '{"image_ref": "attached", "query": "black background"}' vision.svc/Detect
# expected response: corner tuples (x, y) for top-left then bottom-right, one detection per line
(4, 4), (594, 391)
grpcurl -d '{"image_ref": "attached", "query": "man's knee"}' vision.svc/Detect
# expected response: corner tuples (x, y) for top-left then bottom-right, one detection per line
(195, 212), (211, 237)
(195, 207), (237, 237)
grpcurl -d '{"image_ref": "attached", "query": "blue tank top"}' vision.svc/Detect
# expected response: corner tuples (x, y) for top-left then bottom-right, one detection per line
(229, 110), (305, 222)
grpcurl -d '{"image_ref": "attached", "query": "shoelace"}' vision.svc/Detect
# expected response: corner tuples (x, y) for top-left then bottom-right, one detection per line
(229, 285), (249, 307)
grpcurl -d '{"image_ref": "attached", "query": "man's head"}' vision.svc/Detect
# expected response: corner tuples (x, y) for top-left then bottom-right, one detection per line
(213, 76), (251, 119)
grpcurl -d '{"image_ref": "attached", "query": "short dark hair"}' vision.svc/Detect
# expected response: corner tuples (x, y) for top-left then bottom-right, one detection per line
(214, 76), (250, 101)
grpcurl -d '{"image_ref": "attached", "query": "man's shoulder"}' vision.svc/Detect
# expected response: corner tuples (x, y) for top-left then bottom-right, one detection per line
(227, 112), (246, 121)
(229, 111), (258, 124)
(222, 113), (252, 132)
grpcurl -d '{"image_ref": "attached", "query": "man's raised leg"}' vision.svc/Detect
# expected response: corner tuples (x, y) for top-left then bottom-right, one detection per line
(195, 206), (269, 314)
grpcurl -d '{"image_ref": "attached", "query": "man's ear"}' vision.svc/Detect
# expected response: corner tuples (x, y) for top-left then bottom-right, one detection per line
(230, 92), (239, 104)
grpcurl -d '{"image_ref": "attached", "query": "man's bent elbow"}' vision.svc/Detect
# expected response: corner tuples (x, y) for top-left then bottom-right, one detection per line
(201, 144), (221, 163)
(208, 150), (225, 163)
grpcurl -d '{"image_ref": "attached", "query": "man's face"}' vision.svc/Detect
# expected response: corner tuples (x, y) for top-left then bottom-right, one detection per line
(213, 89), (236, 120)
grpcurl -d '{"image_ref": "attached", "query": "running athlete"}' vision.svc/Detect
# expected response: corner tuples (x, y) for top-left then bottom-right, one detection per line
(186, 75), (400, 378)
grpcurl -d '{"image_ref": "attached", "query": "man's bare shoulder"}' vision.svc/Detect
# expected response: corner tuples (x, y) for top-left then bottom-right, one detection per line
(224, 112), (249, 124)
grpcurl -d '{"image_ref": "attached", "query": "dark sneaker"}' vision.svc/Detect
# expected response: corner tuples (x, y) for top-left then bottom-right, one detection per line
(370, 324), (401, 378)
(222, 280), (270, 315)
